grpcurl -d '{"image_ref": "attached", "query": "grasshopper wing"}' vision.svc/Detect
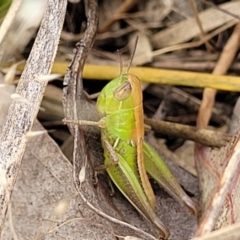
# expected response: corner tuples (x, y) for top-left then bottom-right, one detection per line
(102, 138), (169, 239)
(144, 141), (199, 215)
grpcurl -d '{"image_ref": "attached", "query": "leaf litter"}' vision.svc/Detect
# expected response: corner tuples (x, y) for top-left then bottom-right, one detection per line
(1, 0), (240, 239)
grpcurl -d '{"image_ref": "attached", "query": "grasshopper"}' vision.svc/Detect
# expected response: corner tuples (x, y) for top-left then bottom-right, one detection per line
(64, 53), (198, 239)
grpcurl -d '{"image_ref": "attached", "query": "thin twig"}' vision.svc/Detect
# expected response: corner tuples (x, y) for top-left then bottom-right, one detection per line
(197, 23), (240, 128)
(188, 0), (213, 51)
(62, 0), (99, 193)
(78, 190), (157, 240)
(150, 20), (238, 60)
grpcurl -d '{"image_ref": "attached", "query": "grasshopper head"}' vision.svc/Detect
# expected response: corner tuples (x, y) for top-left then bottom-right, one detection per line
(97, 73), (142, 115)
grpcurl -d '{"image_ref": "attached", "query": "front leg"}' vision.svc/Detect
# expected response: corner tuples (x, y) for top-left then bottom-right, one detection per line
(93, 138), (119, 196)
(63, 117), (106, 128)
(95, 138), (119, 172)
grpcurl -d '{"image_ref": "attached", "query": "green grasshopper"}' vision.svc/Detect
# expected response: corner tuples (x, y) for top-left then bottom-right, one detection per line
(65, 72), (198, 238)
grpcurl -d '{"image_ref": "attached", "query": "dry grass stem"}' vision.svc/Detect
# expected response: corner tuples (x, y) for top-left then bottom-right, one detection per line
(197, 23), (240, 128)
(188, 0), (212, 51)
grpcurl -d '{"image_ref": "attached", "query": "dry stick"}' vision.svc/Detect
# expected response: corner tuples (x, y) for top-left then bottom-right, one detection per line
(62, 0), (99, 193)
(0, 0), (67, 233)
(197, 23), (240, 128)
(195, 23), (240, 236)
(151, 58), (240, 72)
(145, 119), (231, 148)
(188, 0), (213, 52)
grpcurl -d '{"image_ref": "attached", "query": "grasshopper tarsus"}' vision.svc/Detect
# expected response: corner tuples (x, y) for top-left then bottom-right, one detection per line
(108, 177), (115, 197)
(183, 196), (200, 215)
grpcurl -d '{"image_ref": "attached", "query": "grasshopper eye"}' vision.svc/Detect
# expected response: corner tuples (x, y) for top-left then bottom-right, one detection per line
(114, 82), (132, 100)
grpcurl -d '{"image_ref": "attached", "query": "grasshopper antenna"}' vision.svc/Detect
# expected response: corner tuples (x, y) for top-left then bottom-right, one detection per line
(117, 49), (123, 79)
(126, 36), (139, 73)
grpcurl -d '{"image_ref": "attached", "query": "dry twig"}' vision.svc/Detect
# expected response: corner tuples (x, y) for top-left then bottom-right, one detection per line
(145, 118), (231, 148)
(0, 0), (67, 232)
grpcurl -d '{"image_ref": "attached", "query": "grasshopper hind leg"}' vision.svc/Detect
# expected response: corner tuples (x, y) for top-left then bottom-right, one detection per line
(102, 138), (170, 239)
(143, 141), (199, 215)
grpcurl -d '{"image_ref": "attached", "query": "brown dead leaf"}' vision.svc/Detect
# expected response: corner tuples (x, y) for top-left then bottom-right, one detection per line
(152, 1), (240, 48)
(99, 0), (137, 33)
(2, 121), (116, 240)
(195, 23), (240, 236)
(174, 140), (197, 176)
(192, 221), (240, 240)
